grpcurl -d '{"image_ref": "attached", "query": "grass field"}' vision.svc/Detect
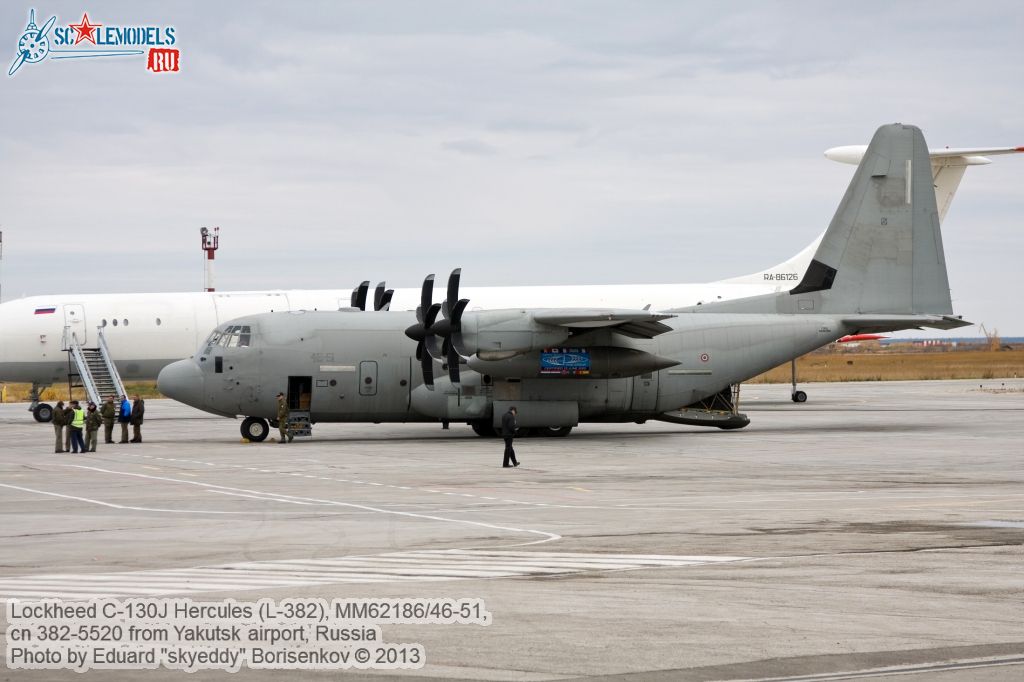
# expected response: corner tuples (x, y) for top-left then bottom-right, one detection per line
(749, 349), (1024, 384)
(0, 382), (164, 403)
(2, 350), (1022, 403)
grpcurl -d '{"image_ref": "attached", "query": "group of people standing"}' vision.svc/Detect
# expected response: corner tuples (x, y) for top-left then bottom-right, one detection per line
(51, 394), (145, 454)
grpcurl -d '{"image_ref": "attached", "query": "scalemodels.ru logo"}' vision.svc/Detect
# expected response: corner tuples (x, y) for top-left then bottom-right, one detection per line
(8, 7), (179, 77)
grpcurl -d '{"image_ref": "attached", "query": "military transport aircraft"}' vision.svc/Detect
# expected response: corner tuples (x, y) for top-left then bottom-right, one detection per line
(0, 142), (1018, 423)
(158, 124), (972, 440)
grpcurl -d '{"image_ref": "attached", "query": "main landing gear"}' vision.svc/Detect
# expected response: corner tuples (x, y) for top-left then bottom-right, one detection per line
(790, 358), (808, 403)
(29, 383), (54, 422)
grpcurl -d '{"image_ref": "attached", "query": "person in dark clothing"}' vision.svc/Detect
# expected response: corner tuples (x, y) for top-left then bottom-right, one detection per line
(129, 395), (145, 442)
(85, 402), (102, 453)
(100, 396), (116, 443)
(117, 394), (131, 443)
(52, 400), (67, 453)
(62, 402), (74, 452)
(500, 406), (520, 468)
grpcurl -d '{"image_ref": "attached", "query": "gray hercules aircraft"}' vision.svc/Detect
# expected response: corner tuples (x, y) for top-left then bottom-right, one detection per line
(159, 124), (970, 441)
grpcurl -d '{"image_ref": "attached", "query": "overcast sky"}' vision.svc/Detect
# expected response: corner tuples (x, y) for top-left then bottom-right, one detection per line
(1, 1), (1022, 335)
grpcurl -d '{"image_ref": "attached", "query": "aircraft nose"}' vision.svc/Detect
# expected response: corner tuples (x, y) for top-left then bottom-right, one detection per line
(157, 360), (205, 407)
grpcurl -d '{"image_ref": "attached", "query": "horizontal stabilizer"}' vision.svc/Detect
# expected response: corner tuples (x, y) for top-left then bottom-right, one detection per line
(532, 309), (676, 338)
(841, 314), (972, 335)
(825, 145), (1024, 166)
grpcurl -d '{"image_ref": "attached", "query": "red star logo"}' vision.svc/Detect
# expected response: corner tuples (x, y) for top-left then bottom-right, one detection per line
(69, 12), (102, 45)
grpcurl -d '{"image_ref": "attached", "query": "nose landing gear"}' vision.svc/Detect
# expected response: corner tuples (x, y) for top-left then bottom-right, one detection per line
(241, 416), (269, 442)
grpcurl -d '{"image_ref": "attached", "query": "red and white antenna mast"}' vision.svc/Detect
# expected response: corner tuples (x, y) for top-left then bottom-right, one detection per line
(200, 226), (220, 292)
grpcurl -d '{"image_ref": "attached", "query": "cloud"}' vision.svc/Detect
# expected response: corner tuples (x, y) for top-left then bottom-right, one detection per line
(0, 0), (1021, 334)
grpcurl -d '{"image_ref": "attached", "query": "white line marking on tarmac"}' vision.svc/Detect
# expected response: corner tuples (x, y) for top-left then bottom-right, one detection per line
(0, 482), (273, 515)
(0, 550), (751, 600)
(56, 464), (561, 547)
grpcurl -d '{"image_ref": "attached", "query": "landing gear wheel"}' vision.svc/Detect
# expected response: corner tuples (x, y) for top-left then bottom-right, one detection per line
(241, 417), (269, 442)
(541, 425), (573, 437)
(471, 421), (497, 438)
(33, 403), (54, 423)
(791, 390), (807, 403)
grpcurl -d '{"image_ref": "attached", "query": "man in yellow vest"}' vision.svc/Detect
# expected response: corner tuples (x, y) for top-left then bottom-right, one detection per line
(68, 400), (87, 454)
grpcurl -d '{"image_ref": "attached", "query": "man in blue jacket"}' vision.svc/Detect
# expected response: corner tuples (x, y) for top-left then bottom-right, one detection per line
(118, 394), (132, 444)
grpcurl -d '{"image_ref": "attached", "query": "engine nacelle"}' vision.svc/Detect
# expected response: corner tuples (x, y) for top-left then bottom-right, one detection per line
(457, 310), (570, 358)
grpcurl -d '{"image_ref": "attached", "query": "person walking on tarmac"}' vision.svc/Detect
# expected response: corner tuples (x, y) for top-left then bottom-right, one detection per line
(101, 396), (116, 443)
(117, 394), (131, 444)
(129, 394), (145, 443)
(68, 400), (86, 454)
(52, 400), (67, 453)
(276, 392), (293, 443)
(501, 406), (520, 468)
(85, 402), (102, 453)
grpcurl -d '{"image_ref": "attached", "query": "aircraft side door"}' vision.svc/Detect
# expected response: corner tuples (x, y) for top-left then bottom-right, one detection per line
(63, 304), (87, 345)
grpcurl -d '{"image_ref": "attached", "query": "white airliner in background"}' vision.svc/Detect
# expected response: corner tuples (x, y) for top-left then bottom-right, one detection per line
(0, 144), (1020, 420)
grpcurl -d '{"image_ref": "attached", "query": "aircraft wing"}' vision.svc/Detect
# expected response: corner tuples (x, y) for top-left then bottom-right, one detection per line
(532, 309), (676, 338)
(841, 315), (972, 334)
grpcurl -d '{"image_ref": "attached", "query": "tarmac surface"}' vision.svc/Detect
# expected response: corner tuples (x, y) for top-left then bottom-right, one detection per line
(1, 378), (1023, 681)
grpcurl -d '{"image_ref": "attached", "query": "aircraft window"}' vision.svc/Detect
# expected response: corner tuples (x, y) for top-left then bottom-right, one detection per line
(123, 319), (129, 326)
(215, 326), (254, 348)
(156, 318), (161, 326)
(112, 319), (118, 327)
(101, 319), (107, 327)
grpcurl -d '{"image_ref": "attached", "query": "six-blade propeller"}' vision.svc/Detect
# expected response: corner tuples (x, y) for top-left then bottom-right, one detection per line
(355, 270), (469, 389)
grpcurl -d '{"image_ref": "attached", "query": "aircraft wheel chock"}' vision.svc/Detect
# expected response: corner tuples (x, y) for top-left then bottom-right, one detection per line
(241, 417), (269, 442)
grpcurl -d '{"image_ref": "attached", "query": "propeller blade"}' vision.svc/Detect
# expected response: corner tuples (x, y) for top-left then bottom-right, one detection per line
(37, 14), (57, 40)
(421, 351), (434, 389)
(8, 50), (28, 77)
(421, 274), (435, 314)
(373, 282), (386, 311)
(447, 344), (461, 384)
(379, 289), (394, 311)
(443, 268), (461, 317)
(350, 281), (369, 310)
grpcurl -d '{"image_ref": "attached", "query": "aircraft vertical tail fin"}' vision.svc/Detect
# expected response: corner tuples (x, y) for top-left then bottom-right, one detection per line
(791, 123), (953, 315)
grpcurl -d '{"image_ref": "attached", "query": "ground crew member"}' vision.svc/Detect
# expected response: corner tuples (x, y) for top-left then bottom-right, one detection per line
(276, 392), (293, 443)
(63, 401), (75, 452)
(68, 400), (86, 454)
(101, 396), (116, 443)
(52, 400), (67, 453)
(129, 395), (145, 443)
(501, 406), (520, 468)
(118, 394), (131, 443)
(85, 402), (102, 453)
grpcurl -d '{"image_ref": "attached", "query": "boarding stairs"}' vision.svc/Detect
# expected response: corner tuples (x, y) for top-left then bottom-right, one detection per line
(64, 326), (127, 406)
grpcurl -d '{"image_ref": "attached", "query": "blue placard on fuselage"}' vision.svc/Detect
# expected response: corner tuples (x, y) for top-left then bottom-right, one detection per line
(540, 348), (591, 376)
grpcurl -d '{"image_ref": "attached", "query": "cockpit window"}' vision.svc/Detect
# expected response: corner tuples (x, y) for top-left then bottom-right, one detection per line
(213, 325), (253, 349)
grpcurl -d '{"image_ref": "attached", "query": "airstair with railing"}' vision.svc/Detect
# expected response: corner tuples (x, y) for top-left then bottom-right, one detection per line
(64, 326), (127, 406)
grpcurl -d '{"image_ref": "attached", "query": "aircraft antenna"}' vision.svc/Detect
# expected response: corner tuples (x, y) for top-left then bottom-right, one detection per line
(200, 226), (220, 292)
